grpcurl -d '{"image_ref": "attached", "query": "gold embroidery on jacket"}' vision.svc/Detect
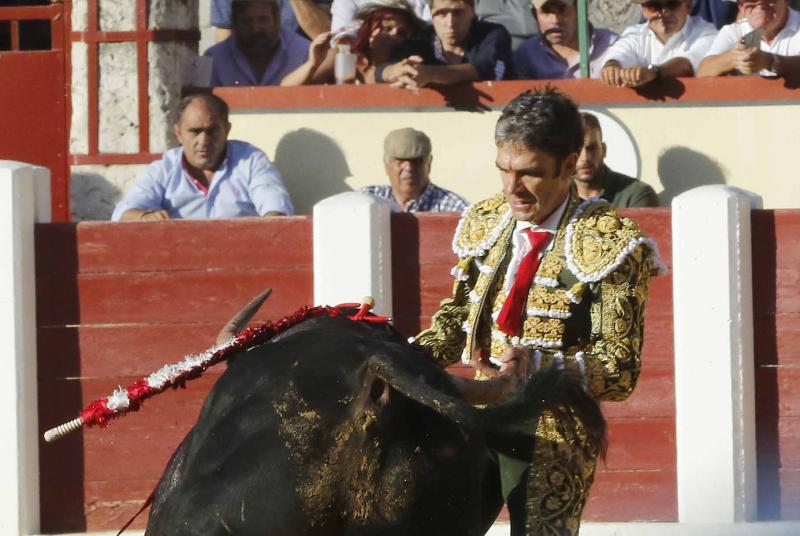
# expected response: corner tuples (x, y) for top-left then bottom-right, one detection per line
(523, 316), (565, 344)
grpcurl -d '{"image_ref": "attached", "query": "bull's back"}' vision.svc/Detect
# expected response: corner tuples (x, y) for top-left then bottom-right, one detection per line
(146, 316), (485, 535)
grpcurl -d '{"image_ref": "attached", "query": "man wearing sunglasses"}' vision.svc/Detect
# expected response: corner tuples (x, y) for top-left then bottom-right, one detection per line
(599, 0), (717, 87)
(697, 0), (800, 77)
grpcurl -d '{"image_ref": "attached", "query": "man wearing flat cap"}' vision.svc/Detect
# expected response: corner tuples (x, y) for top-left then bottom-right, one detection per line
(599, 0), (717, 87)
(359, 128), (469, 212)
(204, 0), (310, 86)
(515, 0), (618, 79)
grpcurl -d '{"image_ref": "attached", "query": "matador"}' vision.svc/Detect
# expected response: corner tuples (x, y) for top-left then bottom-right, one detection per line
(415, 88), (664, 535)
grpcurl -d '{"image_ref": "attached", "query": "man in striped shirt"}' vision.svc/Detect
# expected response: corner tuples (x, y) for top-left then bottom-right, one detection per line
(359, 128), (469, 213)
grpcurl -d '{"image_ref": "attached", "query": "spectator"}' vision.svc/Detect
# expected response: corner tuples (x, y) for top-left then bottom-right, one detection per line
(359, 128), (469, 212)
(697, 0), (800, 78)
(112, 94), (293, 221)
(380, 0), (514, 88)
(514, 0), (617, 79)
(204, 0), (310, 86)
(210, 0), (332, 42)
(475, 0), (540, 51)
(600, 0), (717, 87)
(282, 0), (427, 85)
(574, 113), (659, 207)
(331, 0), (431, 32)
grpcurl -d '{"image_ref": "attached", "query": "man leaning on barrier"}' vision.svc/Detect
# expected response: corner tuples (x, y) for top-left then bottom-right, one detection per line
(112, 94), (293, 221)
(697, 0), (800, 78)
(415, 87), (664, 535)
(378, 0), (514, 88)
(600, 0), (717, 87)
(514, 0), (617, 80)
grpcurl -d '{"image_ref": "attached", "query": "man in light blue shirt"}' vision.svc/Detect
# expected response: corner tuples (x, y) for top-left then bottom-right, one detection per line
(204, 0), (310, 86)
(112, 93), (293, 221)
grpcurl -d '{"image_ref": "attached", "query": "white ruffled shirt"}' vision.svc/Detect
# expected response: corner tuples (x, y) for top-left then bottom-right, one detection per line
(503, 194), (570, 294)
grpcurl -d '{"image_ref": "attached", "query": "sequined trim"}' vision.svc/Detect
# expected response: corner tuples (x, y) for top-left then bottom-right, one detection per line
(564, 197), (666, 283)
(534, 276), (559, 287)
(527, 306), (572, 319)
(491, 329), (563, 349)
(476, 258), (494, 274)
(452, 204), (513, 258)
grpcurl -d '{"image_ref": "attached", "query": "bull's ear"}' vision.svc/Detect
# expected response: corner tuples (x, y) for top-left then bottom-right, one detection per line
(364, 354), (477, 429)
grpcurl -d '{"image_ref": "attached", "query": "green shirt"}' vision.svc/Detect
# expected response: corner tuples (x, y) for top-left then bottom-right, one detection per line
(596, 166), (659, 208)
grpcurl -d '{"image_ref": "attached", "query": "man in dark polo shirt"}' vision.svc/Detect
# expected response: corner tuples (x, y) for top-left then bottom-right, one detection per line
(378, 0), (513, 88)
(574, 112), (659, 208)
(514, 0), (617, 79)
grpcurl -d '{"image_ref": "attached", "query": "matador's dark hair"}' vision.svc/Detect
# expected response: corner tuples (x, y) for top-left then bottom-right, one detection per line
(494, 86), (583, 165)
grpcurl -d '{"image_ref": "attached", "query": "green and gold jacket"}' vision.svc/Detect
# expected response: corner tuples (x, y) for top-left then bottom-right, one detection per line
(416, 192), (665, 402)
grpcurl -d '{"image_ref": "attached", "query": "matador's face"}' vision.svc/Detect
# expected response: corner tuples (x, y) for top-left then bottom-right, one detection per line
(496, 142), (575, 224)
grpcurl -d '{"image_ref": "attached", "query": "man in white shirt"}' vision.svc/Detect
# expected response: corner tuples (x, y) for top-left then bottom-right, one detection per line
(600, 0), (718, 87)
(697, 0), (800, 78)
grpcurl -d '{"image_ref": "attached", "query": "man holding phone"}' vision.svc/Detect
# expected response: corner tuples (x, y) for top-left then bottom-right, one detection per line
(599, 0), (717, 87)
(697, 0), (800, 77)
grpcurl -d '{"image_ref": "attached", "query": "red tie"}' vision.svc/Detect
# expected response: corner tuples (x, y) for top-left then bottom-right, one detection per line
(496, 228), (551, 336)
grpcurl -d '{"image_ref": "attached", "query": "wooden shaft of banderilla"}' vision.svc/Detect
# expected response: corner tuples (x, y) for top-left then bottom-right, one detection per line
(43, 417), (84, 443)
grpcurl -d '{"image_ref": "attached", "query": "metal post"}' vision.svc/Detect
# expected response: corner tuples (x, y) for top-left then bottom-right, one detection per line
(577, 0), (590, 78)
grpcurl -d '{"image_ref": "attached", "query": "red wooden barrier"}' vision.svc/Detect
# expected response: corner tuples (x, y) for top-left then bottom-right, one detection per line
(37, 218), (313, 532)
(35, 209), (798, 531)
(752, 210), (800, 521)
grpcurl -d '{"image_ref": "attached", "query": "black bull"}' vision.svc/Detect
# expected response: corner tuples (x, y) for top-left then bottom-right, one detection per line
(145, 311), (605, 535)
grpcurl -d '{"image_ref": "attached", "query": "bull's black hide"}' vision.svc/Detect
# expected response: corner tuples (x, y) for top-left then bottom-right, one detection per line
(145, 313), (602, 536)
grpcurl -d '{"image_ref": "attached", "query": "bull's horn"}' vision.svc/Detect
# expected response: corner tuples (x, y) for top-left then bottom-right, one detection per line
(216, 288), (272, 344)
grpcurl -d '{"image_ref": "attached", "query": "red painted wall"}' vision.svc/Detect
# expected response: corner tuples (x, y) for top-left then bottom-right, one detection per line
(36, 218), (314, 532)
(0, 51), (69, 221)
(752, 210), (800, 521)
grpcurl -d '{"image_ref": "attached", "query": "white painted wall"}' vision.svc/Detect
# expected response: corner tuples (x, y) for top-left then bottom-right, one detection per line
(0, 161), (51, 535)
(312, 192), (393, 317)
(672, 186), (761, 523)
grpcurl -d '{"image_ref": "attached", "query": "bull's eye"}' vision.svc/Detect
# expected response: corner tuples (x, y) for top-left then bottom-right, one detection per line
(368, 378), (391, 406)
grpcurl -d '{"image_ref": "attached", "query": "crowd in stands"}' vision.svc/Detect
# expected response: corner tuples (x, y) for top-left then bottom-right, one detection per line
(113, 0), (799, 221)
(112, 92), (654, 221)
(200, 0), (800, 89)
